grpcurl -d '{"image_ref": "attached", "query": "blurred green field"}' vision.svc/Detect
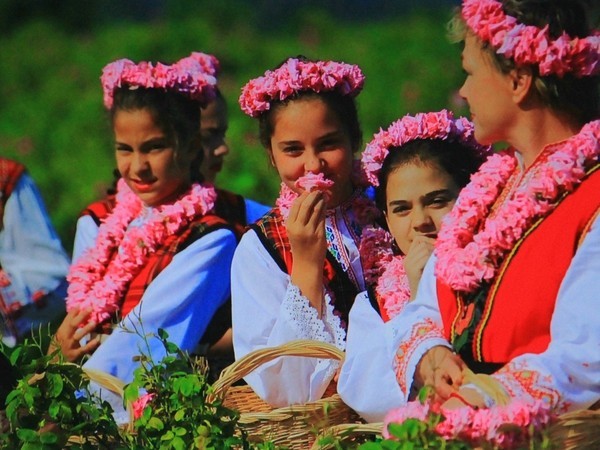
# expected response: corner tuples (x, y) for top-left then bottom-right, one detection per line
(0, 1), (467, 252)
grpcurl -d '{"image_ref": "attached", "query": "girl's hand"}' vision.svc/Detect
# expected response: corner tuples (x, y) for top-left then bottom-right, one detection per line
(415, 346), (465, 402)
(48, 308), (101, 362)
(286, 190), (327, 314)
(404, 235), (436, 298)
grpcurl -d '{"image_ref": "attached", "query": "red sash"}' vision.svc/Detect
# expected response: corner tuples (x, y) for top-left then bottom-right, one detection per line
(437, 167), (600, 364)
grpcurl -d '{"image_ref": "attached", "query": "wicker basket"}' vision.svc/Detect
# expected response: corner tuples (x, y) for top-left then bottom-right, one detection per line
(547, 409), (600, 450)
(207, 339), (362, 449)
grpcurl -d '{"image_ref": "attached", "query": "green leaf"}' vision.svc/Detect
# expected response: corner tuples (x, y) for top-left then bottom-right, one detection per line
(174, 426), (187, 437)
(9, 346), (22, 365)
(39, 431), (59, 444)
(174, 408), (186, 421)
(161, 430), (175, 441)
(46, 372), (64, 398)
(123, 383), (140, 403)
(148, 417), (165, 431)
(166, 342), (179, 354)
(16, 428), (39, 443)
(171, 436), (186, 450)
(158, 328), (169, 340)
(49, 400), (61, 420)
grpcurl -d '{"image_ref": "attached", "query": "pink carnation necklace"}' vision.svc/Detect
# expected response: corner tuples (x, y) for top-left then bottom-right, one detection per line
(435, 120), (600, 293)
(66, 178), (217, 325)
(359, 227), (411, 322)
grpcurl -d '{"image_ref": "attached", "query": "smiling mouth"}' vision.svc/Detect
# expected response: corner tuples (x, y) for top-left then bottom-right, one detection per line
(132, 179), (155, 192)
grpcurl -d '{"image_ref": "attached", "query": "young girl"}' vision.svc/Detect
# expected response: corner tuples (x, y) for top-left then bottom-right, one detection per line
(343, 0), (600, 422)
(50, 54), (237, 398)
(232, 56), (380, 406)
(339, 110), (490, 421)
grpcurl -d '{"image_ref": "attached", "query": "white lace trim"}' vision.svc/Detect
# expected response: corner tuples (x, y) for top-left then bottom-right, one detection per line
(281, 283), (347, 380)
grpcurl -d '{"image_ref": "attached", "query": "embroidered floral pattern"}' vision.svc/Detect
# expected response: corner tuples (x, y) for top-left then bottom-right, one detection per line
(435, 120), (600, 293)
(493, 361), (564, 413)
(462, 0), (599, 77)
(66, 179), (217, 325)
(393, 319), (445, 397)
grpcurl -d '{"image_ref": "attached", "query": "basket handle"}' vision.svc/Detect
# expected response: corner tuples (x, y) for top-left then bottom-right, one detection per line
(310, 423), (383, 450)
(209, 339), (344, 401)
(83, 367), (126, 397)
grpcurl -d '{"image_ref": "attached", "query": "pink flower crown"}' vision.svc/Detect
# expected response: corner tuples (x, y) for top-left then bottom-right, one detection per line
(239, 57), (365, 117)
(101, 52), (219, 109)
(462, 0), (599, 78)
(361, 110), (491, 187)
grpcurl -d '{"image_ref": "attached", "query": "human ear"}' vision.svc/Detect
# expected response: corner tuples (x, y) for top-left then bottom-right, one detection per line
(509, 66), (534, 104)
(267, 148), (276, 168)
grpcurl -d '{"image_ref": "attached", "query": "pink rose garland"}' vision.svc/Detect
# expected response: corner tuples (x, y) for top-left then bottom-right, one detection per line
(359, 227), (411, 321)
(435, 120), (600, 293)
(383, 399), (555, 449)
(361, 110), (490, 187)
(66, 179), (217, 325)
(101, 52), (218, 109)
(239, 57), (365, 118)
(461, 0), (599, 77)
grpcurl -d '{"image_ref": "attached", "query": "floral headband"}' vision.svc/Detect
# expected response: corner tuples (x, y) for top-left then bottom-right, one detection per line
(239, 57), (365, 118)
(361, 110), (491, 187)
(462, 0), (599, 78)
(101, 52), (219, 109)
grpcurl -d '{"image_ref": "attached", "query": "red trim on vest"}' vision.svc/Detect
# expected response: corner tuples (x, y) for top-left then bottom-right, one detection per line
(119, 214), (228, 318)
(437, 167), (600, 364)
(0, 158), (26, 231)
(80, 194), (117, 225)
(251, 210), (358, 327)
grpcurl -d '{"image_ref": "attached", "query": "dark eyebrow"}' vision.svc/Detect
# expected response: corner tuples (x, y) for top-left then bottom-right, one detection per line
(423, 189), (454, 201)
(388, 199), (409, 207)
(318, 131), (344, 141)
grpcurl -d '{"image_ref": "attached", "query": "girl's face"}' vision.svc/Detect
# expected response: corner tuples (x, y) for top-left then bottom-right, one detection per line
(268, 97), (354, 207)
(114, 108), (194, 207)
(385, 161), (459, 254)
(459, 34), (516, 145)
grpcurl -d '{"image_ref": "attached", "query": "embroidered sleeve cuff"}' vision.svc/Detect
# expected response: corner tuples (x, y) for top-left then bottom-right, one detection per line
(390, 319), (448, 401)
(281, 283), (335, 343)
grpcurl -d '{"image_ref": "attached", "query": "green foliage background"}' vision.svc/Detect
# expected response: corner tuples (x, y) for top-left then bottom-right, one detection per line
(0, 0), (466, 252)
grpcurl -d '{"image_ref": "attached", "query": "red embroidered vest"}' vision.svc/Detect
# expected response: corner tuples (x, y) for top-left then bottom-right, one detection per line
(0, 158), (26, 231)
(250, 209), (359, 328)
(437, 166), (600, 366)
(120, 213), (229, 317)
(79, 194), (231, 318)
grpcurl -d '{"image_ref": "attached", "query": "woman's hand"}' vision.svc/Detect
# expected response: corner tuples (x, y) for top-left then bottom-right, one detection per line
(441, 387), (486, 410)
(47, 308), (101, 362)
(415, 345), (465, 402)
(404, 235), (436, 298)
(287, 190), (327, 315)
